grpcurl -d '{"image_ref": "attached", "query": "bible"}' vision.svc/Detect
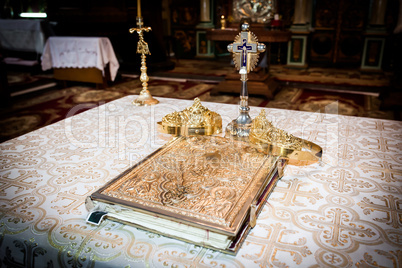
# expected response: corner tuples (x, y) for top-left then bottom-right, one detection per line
(86, 135), (286, 255)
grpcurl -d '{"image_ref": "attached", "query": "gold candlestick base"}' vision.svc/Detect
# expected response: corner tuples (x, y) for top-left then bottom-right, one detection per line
(130, 17), (158, 106)
(133, 90), (159, 106)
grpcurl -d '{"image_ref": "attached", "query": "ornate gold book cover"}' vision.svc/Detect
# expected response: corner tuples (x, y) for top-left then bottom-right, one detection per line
(89, 136), (283, 254)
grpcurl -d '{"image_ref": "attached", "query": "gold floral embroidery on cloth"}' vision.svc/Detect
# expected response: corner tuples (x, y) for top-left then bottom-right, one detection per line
(250, 109), (323, 165)
(157, 98), (222, 136)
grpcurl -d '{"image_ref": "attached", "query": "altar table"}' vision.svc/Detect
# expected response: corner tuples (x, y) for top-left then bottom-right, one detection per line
(0, 96), (401, 267)
(41, 37), (119, 86)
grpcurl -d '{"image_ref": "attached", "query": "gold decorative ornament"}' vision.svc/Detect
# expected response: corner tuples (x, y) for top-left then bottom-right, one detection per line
(232, 0), (274, 24)
(129, 15), (159, 106)
(157, 98), (222, 136)
(249, 109), (323, 165)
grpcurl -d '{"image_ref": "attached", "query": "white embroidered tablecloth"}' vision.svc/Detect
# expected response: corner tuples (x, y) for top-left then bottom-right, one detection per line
(0, 96), (401, 267)
(0, 19), (45, 54)
(41, 36), (119, 81)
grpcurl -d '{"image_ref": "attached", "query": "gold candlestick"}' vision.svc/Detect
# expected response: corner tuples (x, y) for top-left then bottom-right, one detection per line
(220, 15), (226, 29)
(129, 16), (159, 106)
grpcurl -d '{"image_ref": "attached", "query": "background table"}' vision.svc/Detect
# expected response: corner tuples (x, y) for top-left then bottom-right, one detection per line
(206, 28), (291, 43)
(41, 36), (119, 87)
(0, 96), (401, 267)
(0, 19), (46, 54)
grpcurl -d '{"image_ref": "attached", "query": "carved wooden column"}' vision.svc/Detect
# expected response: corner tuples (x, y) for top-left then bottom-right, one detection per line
(200, 0), (211, 24)
(369, 0), (388, 26)
(196, 0), (214, 58)
(287, 0), (312, 68)
(361, 0), (388, 70)
(293, 0), (308, 25)
(394, 0), (402, 33)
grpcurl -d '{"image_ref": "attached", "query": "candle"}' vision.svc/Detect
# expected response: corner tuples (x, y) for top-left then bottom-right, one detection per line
(220, 15), (226, 29)
(137, 0), (141, 18)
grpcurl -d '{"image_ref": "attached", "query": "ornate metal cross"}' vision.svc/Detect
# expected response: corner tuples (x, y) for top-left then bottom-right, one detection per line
(237, 38), (255, 71)
(228, 23), (266, 77)
(225, 22), (266, 141)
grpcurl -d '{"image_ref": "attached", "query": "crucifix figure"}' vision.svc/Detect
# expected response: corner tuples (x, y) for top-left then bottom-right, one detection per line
(233, 36), (257, 75)
(238, 38), (255, 74)
(225, 22), (266, 141)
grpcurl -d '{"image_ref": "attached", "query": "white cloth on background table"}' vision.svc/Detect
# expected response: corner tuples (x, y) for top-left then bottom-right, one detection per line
(41, 36), (119, 81)
(0, 19), (45, 54)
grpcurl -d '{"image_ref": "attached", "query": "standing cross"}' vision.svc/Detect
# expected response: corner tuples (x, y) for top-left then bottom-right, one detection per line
(224, 22), (266, 140)
(228, 23), (265, 75)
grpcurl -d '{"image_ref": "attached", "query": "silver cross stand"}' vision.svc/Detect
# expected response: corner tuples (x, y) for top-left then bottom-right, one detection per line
(225, 22), (266, 141)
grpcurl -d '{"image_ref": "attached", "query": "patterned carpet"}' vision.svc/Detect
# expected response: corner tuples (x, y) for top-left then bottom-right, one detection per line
(270, 65), (391, 87)
(165, 59), (234, 77)
(0, 72), (395, 143)
(6, 72), (57, 95)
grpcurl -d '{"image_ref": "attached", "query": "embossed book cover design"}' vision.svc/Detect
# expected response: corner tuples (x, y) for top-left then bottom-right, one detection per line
(90, 136), (281, 254)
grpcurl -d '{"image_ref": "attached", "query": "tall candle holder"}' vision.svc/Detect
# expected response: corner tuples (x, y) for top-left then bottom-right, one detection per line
(220, 15), (226, 29)
(129, 16), (159, 106)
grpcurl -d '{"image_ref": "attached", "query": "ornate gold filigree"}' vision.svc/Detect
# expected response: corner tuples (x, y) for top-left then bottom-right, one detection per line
(129, 27), (152, 55)
(129, 18), (159, 106)
(250, 109), (302, 150)
(158, 98), (222, 136)
(250, 109), (323, 165)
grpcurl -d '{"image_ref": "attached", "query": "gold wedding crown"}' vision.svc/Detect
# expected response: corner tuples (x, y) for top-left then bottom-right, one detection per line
(157, 98), (222, 136)
(250, 109), (322, 165)
(250, 109), (302, 150)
